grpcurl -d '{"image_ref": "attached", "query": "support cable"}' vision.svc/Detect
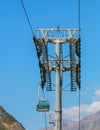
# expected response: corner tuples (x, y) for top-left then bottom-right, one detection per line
(42, 89), (48, 130)
(78, 0), (81, 129)
(20, 0), (34, 36)
(44, 112), (48, 130)
(79, 88), (81, 130)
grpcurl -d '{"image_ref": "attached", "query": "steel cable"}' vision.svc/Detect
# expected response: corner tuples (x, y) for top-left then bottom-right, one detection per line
(42, 89), (48, 130)
(20, 0), (34, 36)
(44, 112), (48, 130)
(78, 0), (81, 130)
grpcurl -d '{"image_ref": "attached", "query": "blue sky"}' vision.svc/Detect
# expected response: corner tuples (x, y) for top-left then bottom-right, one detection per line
(0, 0), (100, 130)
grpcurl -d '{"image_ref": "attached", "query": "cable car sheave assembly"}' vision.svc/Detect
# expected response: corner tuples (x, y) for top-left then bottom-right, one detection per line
(33, 37), (52, 91)
(69, 37), (81, 91)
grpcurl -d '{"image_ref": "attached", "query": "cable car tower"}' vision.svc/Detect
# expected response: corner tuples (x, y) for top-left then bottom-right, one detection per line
(33, 27), (81, 130)
(19, 0), (81, 129)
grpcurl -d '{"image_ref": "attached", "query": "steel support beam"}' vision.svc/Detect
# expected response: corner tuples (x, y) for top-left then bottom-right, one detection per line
(54, 40), (62, 130)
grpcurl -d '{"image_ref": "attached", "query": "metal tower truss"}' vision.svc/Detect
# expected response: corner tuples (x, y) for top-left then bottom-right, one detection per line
(33, 27), (81, 91)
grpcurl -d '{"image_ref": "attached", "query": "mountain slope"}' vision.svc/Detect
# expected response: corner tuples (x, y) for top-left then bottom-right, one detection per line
(40, 111), (100, 130)
(80, 111), (100, 130)
(0, 106), (25, 130)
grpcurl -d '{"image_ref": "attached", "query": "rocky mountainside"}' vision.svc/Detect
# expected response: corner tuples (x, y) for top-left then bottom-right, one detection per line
(40, 111), (100, 130)
(79, 111), (100, 130)
(0, 106), (25, 130)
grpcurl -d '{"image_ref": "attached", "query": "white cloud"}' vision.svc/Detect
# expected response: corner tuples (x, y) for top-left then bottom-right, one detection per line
(63, 106), (79, 120)
(94, 89), (100, 96)
(50, 88), (100, 121)
(62, 101), (100, 120)
(81, 101), (100, 114)
(93, 89), (100, 101)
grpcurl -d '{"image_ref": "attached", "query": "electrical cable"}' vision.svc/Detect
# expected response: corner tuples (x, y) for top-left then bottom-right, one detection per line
(20, 0), (34, 36)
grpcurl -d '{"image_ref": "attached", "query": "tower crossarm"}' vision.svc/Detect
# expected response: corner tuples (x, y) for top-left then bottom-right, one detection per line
(36, 27), (79, 39)
(40, 58), (79, 72)
(36, 37), (79, 45)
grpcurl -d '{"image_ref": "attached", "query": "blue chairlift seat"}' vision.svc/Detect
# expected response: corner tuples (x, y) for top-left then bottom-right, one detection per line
(36, 98), (50, 112)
